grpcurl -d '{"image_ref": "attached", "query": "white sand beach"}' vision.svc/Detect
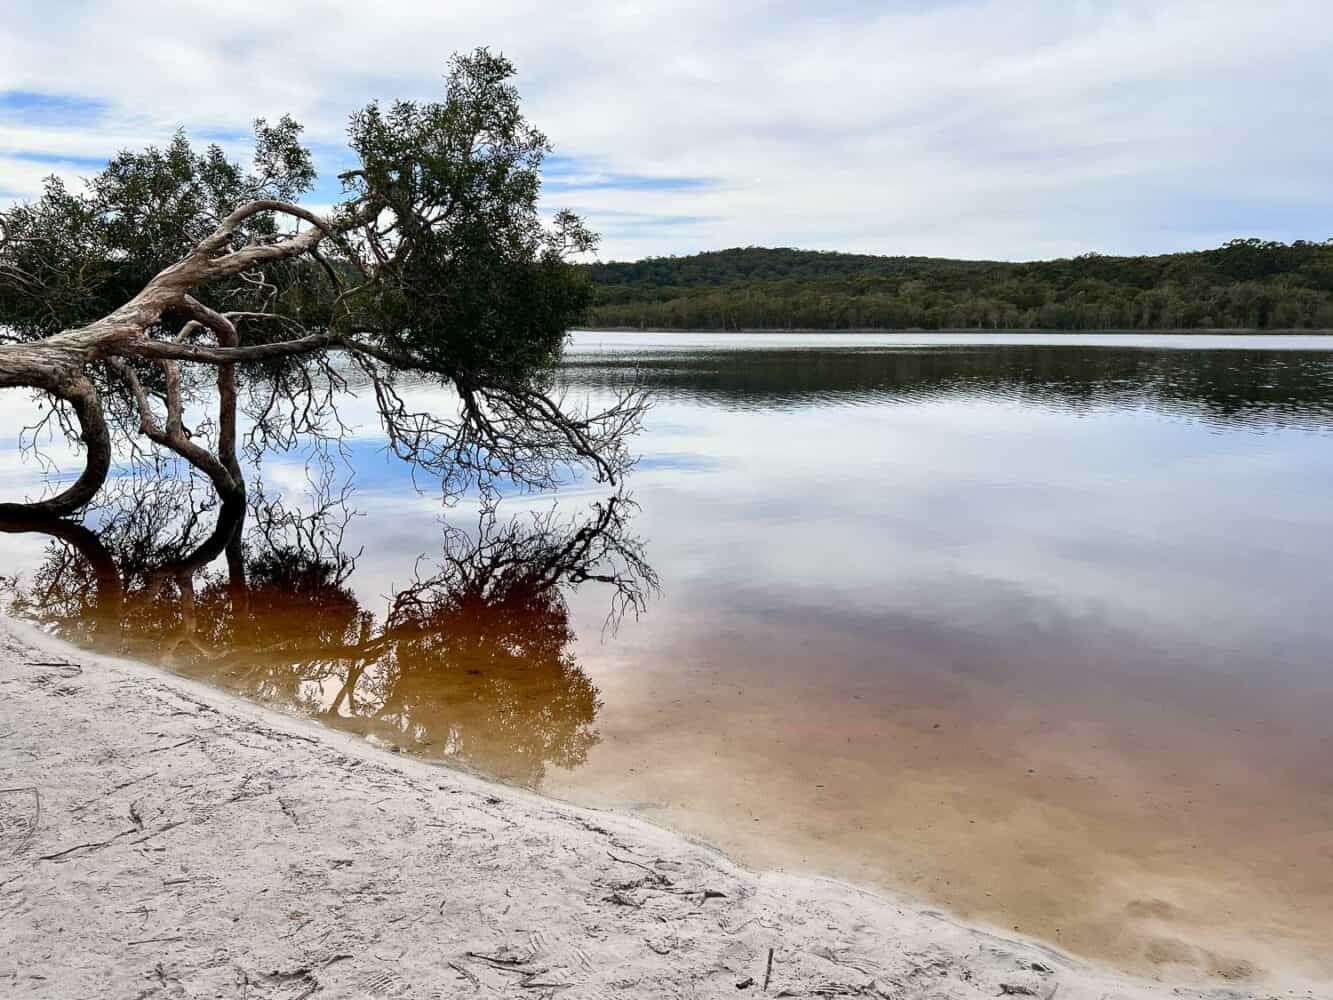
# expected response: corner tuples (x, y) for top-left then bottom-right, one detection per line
(0, 617), (1312, 1000)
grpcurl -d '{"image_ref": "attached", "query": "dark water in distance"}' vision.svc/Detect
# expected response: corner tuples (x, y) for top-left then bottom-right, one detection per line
(3, 332), (1332, 984)
(565, 338), (1333, 429)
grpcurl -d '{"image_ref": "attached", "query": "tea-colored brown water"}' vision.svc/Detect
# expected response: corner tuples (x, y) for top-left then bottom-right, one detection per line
(4, 333), (1332, 985)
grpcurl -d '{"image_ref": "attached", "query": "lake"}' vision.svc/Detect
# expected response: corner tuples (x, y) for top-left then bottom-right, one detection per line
(3, 331), (1332, 984)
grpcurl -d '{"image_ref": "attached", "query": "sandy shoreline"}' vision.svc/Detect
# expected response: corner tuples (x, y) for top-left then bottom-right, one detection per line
(0, 617), (1306, 999)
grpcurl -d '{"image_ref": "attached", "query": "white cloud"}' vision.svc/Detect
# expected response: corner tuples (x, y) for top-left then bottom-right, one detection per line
(1, 0), (1330, 259)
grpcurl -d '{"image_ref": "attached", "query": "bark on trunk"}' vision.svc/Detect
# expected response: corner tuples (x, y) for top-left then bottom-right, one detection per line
(1, 201), (370, 520)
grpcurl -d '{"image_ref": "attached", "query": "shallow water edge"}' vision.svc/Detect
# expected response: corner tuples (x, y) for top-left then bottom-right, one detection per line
(1, 614), (1300, 998)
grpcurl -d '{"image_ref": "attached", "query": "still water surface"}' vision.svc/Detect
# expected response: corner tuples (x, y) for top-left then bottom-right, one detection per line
(3, 332), (1332, 984)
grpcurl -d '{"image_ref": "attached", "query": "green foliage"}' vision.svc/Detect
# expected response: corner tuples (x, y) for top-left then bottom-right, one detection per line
(0, 49), (596, 389)
(583, 241), (1333, 331)
(341, 49), (597, 383)
(0, 49), (624, 506)
(0, 120), (315, 338)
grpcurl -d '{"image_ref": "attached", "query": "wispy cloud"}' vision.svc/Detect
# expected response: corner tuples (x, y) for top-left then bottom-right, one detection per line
(543, 154), (716, 194)
(1, 2), (1330, 260)
(545, 173), (715, 194)
(6, 150), (112, 169)
(591, 214), (718, 238)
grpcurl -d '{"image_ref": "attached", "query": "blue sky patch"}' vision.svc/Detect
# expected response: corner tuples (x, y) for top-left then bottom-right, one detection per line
(7, 150), (112, 170)
(545, 173), (714, 194)
(543, 153), (715, 194)
(1, 90), (106, 126)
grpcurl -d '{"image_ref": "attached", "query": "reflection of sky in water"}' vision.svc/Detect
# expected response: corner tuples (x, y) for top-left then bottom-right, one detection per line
(3, 332), (1332, 677)
(643, 399), (1330, 661)
(557, 337), (1333, 688)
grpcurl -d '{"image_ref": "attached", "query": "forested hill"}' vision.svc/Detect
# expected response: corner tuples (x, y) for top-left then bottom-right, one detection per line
(580, 241), (1333, 331)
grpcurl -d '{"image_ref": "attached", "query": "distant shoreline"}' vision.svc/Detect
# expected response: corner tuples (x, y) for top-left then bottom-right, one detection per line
(578, 327), (1333, 335)
(582, 244), (1333, 332)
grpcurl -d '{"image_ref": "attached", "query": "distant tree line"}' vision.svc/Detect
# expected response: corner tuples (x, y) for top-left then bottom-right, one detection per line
(581, 240), (1333, 330)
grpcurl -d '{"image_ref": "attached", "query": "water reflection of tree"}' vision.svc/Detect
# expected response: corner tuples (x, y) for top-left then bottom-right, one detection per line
(566, 344), (1333, 430)
(2, 485), (655, 786)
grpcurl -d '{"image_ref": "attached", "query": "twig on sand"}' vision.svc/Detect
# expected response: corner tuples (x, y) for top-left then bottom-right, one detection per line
(146, 737), (198, 754)
(497, 965), (551, 979)
(465, 950), (531, 968)
(607, 851), (672, 886)
(259, 727), (321, 745)
(448, 961), (480, 986)
(24, 660), (81, 678)
(764, 948), (775, 991)
(39, 826), (136, 861)
(660, 884), (728, 903)
(130, 819), (187, 845)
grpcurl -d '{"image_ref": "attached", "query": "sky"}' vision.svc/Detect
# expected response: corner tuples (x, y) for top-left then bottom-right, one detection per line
(1, 0), (1331, 262)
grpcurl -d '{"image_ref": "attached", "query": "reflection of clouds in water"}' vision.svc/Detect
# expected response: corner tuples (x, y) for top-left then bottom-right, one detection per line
(627, 401), (1333, 671)
(4, 334), (1332, 670)
(0, 387), (81, 488)
(4, 334), (1333, 711)
(580, 336), (1333, 688)
(633, 452), (720, 473)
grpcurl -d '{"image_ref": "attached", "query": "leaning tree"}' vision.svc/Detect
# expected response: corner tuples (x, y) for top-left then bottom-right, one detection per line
(0, 49), (645, 526)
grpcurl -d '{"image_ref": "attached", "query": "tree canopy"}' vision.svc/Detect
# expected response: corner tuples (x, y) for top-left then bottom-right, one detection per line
(0, 49), (643, 522)
(583, 241), (1333, 331)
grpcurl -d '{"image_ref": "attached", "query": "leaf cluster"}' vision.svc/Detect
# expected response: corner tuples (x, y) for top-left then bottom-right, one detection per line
(0, 119), (314, 337)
